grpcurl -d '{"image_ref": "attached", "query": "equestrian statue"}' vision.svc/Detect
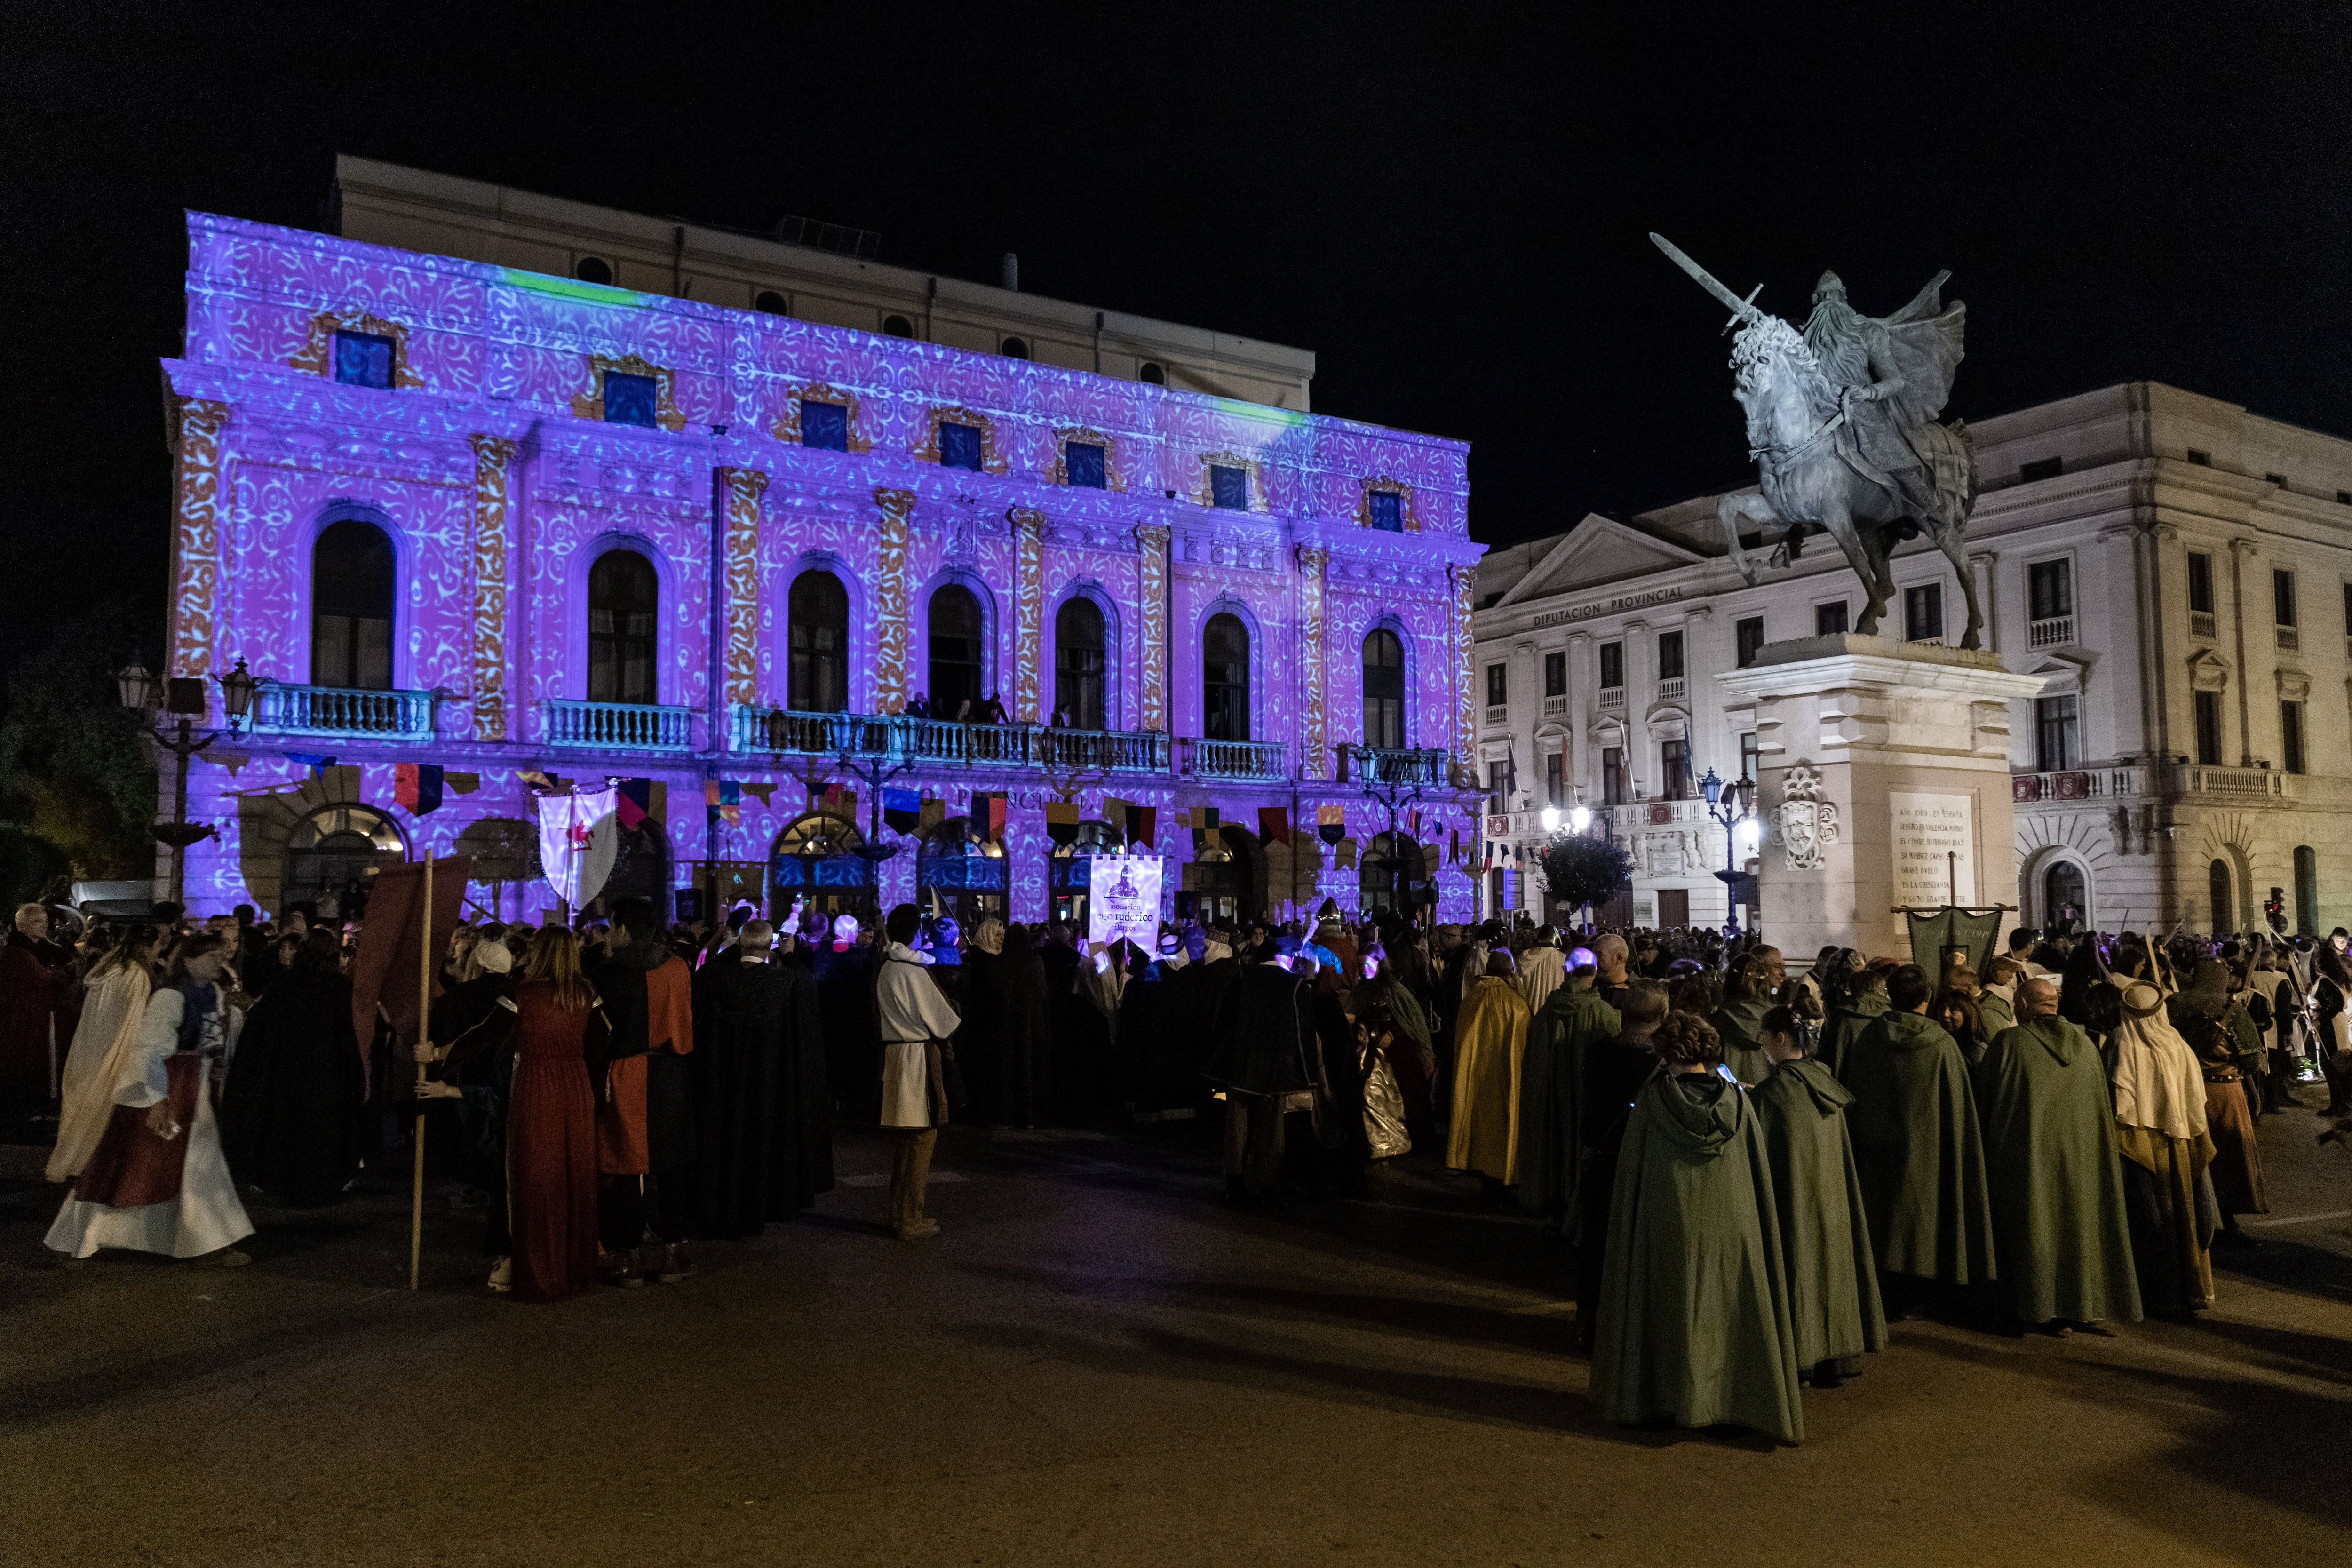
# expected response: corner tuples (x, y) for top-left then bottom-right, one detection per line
(1651, 233), (1983, 648)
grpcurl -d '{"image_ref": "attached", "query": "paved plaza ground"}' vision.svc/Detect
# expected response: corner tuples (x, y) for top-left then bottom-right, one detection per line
(3, 1104), (2348, 1568)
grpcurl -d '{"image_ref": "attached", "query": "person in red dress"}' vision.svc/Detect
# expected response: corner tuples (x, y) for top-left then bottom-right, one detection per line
(487, 928), (601, 1303)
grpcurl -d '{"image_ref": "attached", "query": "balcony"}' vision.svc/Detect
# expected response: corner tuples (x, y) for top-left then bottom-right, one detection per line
(546, 699), (696, 752)
(2169, 763), (2291, 801)
(1037, 726), (1172, 773)
(1657, 676), (1688, 703)
(1180, 737), (1288, 781)
(252, 682), (433, 740)
(2190, 609), (2217, 640)
(728, 706), (1170, 773)
(2277, 625), (2300, 651)
(2028, 614), (2074, 648)
(2009, 763), (2296, 805)
(1342, 746), (1451, 788)
(1542, 694), (1569, 717)
(2011, 769), (2110, 803)
(1484, 703), (1509, 728)
(1599, 685), (1626, 711)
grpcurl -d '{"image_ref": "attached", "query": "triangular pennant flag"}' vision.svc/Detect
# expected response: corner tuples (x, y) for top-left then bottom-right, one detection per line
(1044, 798), (1080, 847)
(1103, 796), (1129, 829)
(981, 791), (1007, 841)
(287, 751), (337, 776)
(394, 761), (444, 816)
(1317, 803), (1345, 846)
(919, 796), (946, 831)
(705, 779), (741, 825)
(616, 778), (666, 830)
(741, 781), (776, 807)
(210, 752), (250, 776)
(1406, 807), (1420, 839)
(444, 771), (480, 794)
(1201, 806), (1220, 832)
(884, 787), (922, 835)
(1257, 806), (1289, 847)
(1126, 802), (1155, 849)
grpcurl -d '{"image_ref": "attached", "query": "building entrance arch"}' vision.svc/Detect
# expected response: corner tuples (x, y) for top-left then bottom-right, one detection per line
(284, 804), (408, 921)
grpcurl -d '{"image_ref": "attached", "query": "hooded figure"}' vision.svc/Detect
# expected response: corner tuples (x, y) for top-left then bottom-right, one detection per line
(1973, 984), (2142, 1328)
(1447, 954), (1532, 1185)
(1590, 1013), (1803, 1444)
(1751, 1053), (1887, 1383)
(1514, 961), (1621, 1231)
(2109, 978), (2218, 1313)
(1821, 969), (1891, 1081)
(2167, 958), (2268, 1222)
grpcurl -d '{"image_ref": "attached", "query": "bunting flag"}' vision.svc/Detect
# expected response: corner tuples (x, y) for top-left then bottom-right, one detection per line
(919, 796), (946, 831)
(287, 751), (337, 776)
(980, 791), (1007, 841)
(615, 778), (666, 830)
(394, 762), (444, 816)
(1318, 803), (1345, 846)
(209, 752), (250, 776)
(1335, 836), (1359, 870)
(705, 779), (741, 825)
(1103, 796), (1130, 834)
(1201, 805), (1220, 833)
(516, 769), (557, 791)
(1257, 806), (1289, 846)
(883, 787), (922, 834)
(1044, 798), (1081, 847)
(445, 771), (481, 794)
(821, 781), (846, 812)
(741, 781), (777, 807)
(1406, 807), (1421, 839)
(1125, 802), (1155, 849)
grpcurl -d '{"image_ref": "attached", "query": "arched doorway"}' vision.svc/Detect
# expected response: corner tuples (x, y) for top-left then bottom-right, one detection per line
(768, 812), (873, 915)
(2042, 858), (2087, 937)
(284, 804), (408, 921)
(918, 816), (1009, 926)
(2208, 858), (2233, 937)
(1178, 822), (1264, 927)
(1047, 820), (1123, 925)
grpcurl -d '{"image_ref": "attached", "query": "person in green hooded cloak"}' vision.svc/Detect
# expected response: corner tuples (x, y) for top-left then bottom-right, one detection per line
(1517, 948), (1622, 1235)
(1820, 963), (1891, 1080)
(1709, 947), (1781, 1086)
(1590, 1011), (1803, 1444)
(1973, 976), (2142, 1330)
(1750, 1005), (1886, 1386)
(1840, 963), (1998, 1306)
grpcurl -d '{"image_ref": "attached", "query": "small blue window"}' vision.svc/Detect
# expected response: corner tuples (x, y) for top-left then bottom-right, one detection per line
(801, 400), (850, 452)
(1209, 464), (1249, 509)
(604, 372), (658, 428)
(1065, 442), (1106, 488)
(333, 331), (397, 390)
(940, 422), (984, 471)
(1369, 491), (1404, 532)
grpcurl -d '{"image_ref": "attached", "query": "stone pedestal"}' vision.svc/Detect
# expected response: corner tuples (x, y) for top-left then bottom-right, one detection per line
(1717, 635), (2045, 964)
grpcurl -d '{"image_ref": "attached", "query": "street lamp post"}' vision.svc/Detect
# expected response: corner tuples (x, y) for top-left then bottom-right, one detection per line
(119, 660), (258, 909)
(1699, 766), (1758, 940)
(1343, 745), (1436, 916)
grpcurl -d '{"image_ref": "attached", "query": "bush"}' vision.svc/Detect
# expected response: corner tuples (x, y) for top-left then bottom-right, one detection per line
(1536, 832), (1634, 919)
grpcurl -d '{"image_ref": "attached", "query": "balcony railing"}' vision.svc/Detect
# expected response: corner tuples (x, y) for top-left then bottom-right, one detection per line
(1657, 676), (1688, 703)
(2170, 763), (2290, 800)
(2277, 625), (2300, 651)
(2010, 764), (2296, 804)
(2189, 609), (2217, 639)
(1484, 703), (1509, 728)
(1542, 694), (1569, 717)
(251, 682), (433, 740)
(2011, 769), (2107, 803)
(1342, 746), (1451, 787)
(546, 699), (696, 752)
(728, 707), (1169, 772)
(2028, 614), (2074, 648)
(1599, 685), (1625, 711)
(1180, 737), (1288, 781)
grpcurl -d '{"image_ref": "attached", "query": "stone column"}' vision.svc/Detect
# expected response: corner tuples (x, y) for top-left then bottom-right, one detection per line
(718, 466), (769, 711)
(1011, 507), (1047, 723)
(468, 434), (520, 741)
(1136, 523), (1170, 732)
(1625, 618), (1653, 795)
(1968, 549), (1999, 654)
(872, 487), (915, 713)
(1449, 563), (1478, 764)
(2229, 536), (2259, 766)
(1297, 544), (1329, 779)
(167, 399), (231, 678)
(1567, 630), (1591, 799)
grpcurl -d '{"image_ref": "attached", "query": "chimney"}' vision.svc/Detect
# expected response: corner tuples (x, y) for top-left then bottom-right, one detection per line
(1001, 252), (1019, 292)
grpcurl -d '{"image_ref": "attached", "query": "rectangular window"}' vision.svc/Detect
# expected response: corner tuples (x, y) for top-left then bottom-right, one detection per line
(2344, 582), (2352, 638)
(1485, 663), (1507, 707)
(1601, 746), (1625, 806)
(1815, 601), (1849, 636)
(1598, 641), (1623, 690)
(1904, 582), (1944, 642)
(2187, 551), (2215, 614)
(1657, 629), (1685, 681)
(2034, 694), (2081, 772)
(2274, 567), (2298, 627)
(800, 399), (850, 452)
(1735, 615), (1765, 667)
(939, 422), (984, 471)
(2019, 455), (2063, 483)
(2194, 689), (2224, 766)
(332, 331), (397, 390)
(1065, 441), (1106, 488)
(1488, 761), (1508, 816)
(1209, 464), (1249, 509)
(603, 371), (659, 427)
(2028, 559), (2074, 621)
(1739, 731), (1759, 784)
(1368, 491), (1404, 532)
(2282, 700), (2306, 774)
(1545, 749), (1565, 807)
(1661, 739), (1692, 800)
(1542, 651), (1566, 698)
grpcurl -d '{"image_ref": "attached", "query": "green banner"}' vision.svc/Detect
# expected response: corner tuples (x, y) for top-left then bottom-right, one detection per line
(1907, 907), (2002, 977)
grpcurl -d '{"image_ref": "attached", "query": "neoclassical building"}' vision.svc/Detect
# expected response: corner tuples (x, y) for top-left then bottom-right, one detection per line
(1474, 381), (2352, 937)
(157, 161), (1483, 924)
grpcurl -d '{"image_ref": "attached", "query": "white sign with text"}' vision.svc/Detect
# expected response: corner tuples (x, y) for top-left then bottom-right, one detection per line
(1088, 854), (1164, 950)
(1889, 791), (1975, 908)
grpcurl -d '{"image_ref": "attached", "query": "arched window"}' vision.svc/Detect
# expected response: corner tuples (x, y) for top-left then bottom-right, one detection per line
(788, 569), (850, 713)
(312, 518), (395, 690)
(1204, 612), (1249, 741)
(2209, 859), (2233, 936)
(928, 584), (985, 718)
(1001, 336), (1030, 360)
(575, 256), (613, 285)
(588, 550), (659, 705)
(2043, 859), (2086, 935)
(754, 290), (788, 315)
(882, 314), (915, 338)
(1362, 628), (1405, 750)
(1054, 597), (1106, 729)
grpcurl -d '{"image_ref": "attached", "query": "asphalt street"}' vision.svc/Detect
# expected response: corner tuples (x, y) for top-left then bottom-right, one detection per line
(2, 1102), (2348, 1568)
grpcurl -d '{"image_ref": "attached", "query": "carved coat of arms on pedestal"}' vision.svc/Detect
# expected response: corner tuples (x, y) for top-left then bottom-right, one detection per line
(1771, 763), (1839, 872)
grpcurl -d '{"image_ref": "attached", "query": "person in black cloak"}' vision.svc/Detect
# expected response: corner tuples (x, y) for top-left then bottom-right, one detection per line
(811, 913), (880, 1122)
(2058, 936), (2109, 1031)
(692, 919), (833, 1236)
(957, 916), (1007, 1124)
(1207, 935), (1315, 1205)
(1043, 920), (1105, 1118)
(220, 929), (365, 1205)
(995, 924), (1054, 1127)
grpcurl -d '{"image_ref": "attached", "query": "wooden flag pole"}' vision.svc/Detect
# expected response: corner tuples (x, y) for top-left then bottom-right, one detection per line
(409, 855), (432, 1291)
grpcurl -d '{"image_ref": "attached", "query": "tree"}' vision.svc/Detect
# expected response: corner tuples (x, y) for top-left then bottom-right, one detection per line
(0, 603), (159, 897)
(1536, 832), (1634, 928)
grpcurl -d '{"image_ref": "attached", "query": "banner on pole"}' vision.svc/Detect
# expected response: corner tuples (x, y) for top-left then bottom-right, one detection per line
(538, 789), (620, 910)
(1086, 853), (1163, 951)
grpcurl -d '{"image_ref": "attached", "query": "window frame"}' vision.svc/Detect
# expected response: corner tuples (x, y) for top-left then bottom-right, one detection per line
(1542, 650), (1566, 698)
(787, 568), (850, 714)
(1903, 581), (1945, 643)
(2187, 550), (2216, 614)
(1656, 629), (1685, 682)
(1814, 600), (1849, 637)
(1361, 628), (1406, 751)
(1598, 641), (1624, 691)
(2034, 693), (2081, 772)
(1735, 616), (1765, 668)
(586, 549), (661, 705)
(2027, 557), (2074, 622)
(310, 517), (397, 692)
(2274, 566), (2299, 628)
(1203, 612), (1251, 742)
(1485, 662), (1508, 707)
(1053, 596), (1108, 730)
(2193, 688), (2225, 766)
(2282, 698), (2306, 775)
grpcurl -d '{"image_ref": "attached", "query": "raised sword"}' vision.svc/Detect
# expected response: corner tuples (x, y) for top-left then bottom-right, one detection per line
(1649, 233), (1764, 333)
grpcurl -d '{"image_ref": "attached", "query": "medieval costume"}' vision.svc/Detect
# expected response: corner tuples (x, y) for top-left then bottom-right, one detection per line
(956, 919), (1007, 1124)
(1590, 1069), (1804, 1444)
(877, 938), (960, 1238)
(2169, 960), (2268, 1220)
(1752, 1056), (1886, 1384)
(1446, 970), (1531, 1186)
(1711, 991), (1773, 1087)
(1571, 1019), (1665, 1350)
(591, 938), (697, 1276)
(1515, 974), (1622, 1230)
(994, 927), (1055, 1129)
(1840, 1008), (1998, 1289)
(1513, 942), (1566, 1017)
(1207, 950), (1313, 1202)
(1973, 1012), (2142, 1327)
(219, 962), (366, 1205)
(1819, 984), (1890, 1081)
(0, 924), (68, 1122)
(47, 974), (254, 1262)
(47, 959), (153, 1186)
(692, 944), (833, 1236)
(506, 979), (599, 1303)
(2108, 979), (2217, 1313)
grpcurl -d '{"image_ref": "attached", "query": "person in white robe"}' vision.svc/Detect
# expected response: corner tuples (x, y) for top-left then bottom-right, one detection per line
(47, 936), (159, 1185)
(876, 905), (960, 1241)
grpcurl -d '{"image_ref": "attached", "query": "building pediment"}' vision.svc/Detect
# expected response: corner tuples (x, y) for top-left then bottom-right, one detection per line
(2185, 646), (2231, 693)
(1495, 514), (1707, 607)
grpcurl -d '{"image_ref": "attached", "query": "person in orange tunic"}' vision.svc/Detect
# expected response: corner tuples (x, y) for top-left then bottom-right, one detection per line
(588, 897), (697, 1285)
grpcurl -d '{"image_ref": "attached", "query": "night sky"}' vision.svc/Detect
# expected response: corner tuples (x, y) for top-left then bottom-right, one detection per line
(7, 1), (2350, 666)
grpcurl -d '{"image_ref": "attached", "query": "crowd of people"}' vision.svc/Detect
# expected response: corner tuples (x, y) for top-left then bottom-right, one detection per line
(6, 891), (2347, 1443)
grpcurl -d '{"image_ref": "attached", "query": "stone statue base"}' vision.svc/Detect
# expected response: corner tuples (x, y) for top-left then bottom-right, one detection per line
(1717, 635), (2046, 967)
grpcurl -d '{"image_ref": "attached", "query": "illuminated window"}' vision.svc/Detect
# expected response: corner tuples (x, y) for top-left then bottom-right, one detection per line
(1369, 492), (1404, 532)
(1065, 442), (1106, 488)
(332, 332), (396, 390)
(1209, 465), (1248, 509)
(940, 422), (984, 471)
(588, 550), (659, 704)
(604, 372), (658, 428)
(800, 400), (850, 452)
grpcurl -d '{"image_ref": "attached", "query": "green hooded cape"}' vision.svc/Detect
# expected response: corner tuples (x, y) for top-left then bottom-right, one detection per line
(1821, 990), (1890, 1081)
(1841, 1009), (1998, 1284)
(1590, 1070), (1804, 1443)
(1516, 982), (1621, 1236)
(1711, 994), (1773, 1086)
(1974, 1015), (2143, 1325)
(1750, 1059), (1888, 1369)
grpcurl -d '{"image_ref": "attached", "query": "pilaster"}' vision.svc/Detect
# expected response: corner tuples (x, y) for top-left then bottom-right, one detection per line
(1298, 544), (1329, 779)
(1011, 507), (1047, 724)
(468, 434), (520, 740)
(873, 487), (916, 713)
(168, 399), (231, 678)
(1136, 523), (1171, 732)
(718, 466), (769, 710)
